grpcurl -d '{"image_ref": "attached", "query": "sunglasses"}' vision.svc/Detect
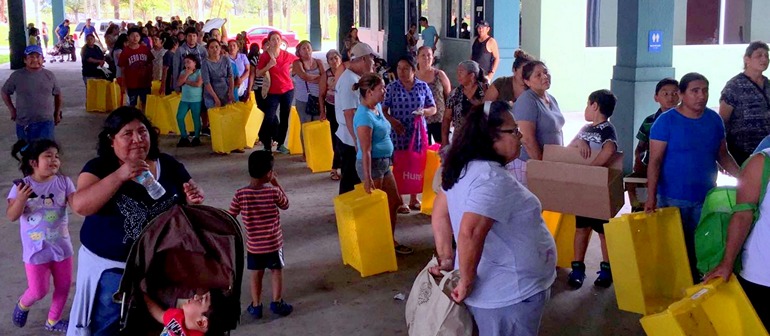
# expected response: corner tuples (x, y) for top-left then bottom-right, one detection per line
(499, 128), (522, 137)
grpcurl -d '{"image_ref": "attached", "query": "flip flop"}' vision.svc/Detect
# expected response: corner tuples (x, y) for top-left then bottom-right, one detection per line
(409, 202), (422, 211)
(397, 205), (411, 214)
(330, 171), (341, 181)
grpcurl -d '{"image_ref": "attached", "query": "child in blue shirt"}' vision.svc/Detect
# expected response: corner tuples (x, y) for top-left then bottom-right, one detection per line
(567, 89), (618, 289)
(176, 54), (203, 147)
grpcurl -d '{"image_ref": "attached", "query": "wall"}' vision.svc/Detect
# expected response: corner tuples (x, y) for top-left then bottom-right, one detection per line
(520, 0), (751, 112)
(357, 0), (385, 55)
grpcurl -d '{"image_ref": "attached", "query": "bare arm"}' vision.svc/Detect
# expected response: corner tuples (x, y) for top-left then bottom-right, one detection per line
(633, 140), (648, 174)
(292, 60), (321, 82)
(719, 100), (734, 124)
(484, 84), (499, 102)
(71, 172), (125, 216)
(645, 140), (667, 212)
(247, 64), (255, 93)
(705, 155), (763, 282)
(717, 139), (740, 177)
(518, 120), (542, 160)
(357, 125), (374, 190)
(344, 108), (356, 144)
(54, 94), (62, 118)
(488, 38), (500, 76)
(441, 107), (452, 145)
(177, 71), (191, 88)
(143, 294), (165, 324)
(431, 191), (454, 267)
(3, 92), (16, 117)
(590, 141), (618, 167)
(239, 63), (250, 84)
(204, 83), (219, 104)
(438, 70), (451, 103)
(319, 63), (328, 119)
(455, 212), (494, 302)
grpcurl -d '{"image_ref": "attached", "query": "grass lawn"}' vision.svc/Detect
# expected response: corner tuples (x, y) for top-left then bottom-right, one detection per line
(0, 24), (8, 47)
(0, 54), (9, 64)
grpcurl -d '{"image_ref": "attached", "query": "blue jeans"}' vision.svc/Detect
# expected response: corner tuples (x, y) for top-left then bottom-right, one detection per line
(127, 88), (150, 108)
(657, 194), (703, 282)
(467, 289), (550, 336)
(16, 120), (55, 142)
(90, 268), (123, 336)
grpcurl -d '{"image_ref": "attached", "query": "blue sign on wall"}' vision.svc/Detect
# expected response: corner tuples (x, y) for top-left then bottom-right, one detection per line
(648, 30), (663, 53)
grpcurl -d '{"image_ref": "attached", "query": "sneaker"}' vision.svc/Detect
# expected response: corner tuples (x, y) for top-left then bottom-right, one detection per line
(246, 303), (263, 319)
(44, 319), (68, 333)
(594, 262), (613, 288)
(12, 301), (28, 328)
(394, 244), (414, 255)
(200, 127), (211, 136)
(190, 137), (202, 147)
(270, 299), (293, 317)
(177, 138), (192, 147)
(567, 261), (586, 289)
(277, 145), (290, 154)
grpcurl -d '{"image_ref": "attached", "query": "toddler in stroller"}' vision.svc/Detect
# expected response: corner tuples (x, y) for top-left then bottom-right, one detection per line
(48, 36), (76, 62)
(116, 204), (245, 335)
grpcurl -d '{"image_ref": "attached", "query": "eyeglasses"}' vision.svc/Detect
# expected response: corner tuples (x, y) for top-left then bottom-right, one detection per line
(499, 128), (522, 137)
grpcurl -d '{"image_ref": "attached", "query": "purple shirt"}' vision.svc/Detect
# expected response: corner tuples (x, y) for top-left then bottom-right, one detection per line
(229, 53), (250, 95)
(7, 175), (75, 264)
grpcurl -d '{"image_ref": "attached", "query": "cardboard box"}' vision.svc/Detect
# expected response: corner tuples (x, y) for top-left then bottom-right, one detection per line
(527, 145), (625, 219)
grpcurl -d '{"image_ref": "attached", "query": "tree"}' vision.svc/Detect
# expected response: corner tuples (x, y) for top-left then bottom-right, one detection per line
(110, 0), (120, 19)
(0, 0), (7, 23)
(66, 0), (85, 21)
(267, 0), (273, 26)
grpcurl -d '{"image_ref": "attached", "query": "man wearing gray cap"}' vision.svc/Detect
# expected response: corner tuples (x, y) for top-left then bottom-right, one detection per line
(2, 45), (62, 141)
(335, 42), (377, 194)
(471, 20), (500, 82)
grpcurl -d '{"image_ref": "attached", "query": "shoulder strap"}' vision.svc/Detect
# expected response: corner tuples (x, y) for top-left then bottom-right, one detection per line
(757, 152), (770, 206)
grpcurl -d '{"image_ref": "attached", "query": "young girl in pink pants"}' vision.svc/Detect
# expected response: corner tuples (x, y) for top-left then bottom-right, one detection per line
(6, 139), (75, 333)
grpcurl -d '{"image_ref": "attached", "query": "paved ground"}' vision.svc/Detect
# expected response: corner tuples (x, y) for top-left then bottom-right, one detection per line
(0, 61), (646, 335)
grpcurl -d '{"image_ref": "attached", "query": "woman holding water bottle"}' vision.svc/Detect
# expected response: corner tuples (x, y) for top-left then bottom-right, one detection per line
(67, 106), (204, 335)
(383, 56), (436, 214)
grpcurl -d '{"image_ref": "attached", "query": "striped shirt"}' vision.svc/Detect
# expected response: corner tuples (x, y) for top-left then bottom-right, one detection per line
(229, 185), (289, 254)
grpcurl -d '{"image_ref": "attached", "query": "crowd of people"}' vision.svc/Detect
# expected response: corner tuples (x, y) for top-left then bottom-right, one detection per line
(2, 13), (770, 335)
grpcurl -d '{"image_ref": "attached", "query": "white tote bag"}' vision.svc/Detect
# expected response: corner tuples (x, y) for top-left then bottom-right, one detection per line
(405, 257), (475, 336)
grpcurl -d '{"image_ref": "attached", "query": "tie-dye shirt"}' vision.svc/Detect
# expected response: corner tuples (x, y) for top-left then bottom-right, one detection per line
(7, 175), (75, 264)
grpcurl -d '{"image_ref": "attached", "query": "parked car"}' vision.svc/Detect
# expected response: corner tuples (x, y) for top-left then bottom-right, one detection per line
(246, 26), (300, 49)
(73, 20), (114, 48)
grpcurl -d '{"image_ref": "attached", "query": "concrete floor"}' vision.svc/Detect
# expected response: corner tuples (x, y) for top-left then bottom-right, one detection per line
(0, 62), (646, 335)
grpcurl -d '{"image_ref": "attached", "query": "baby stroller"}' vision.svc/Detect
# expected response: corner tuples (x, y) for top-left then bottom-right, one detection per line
(116, 204), (245, 335)
(48, 38), (76, 62)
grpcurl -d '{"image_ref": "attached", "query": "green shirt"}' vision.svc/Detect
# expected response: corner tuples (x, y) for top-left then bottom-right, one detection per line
(636, 108), (664, 165)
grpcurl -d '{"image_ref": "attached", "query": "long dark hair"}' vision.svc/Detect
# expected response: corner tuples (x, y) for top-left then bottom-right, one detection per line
(11, 139), (61, 177)
(97, 106), (161, 161)
(111, 33), (128, 59)
(442, 101), (511, 190)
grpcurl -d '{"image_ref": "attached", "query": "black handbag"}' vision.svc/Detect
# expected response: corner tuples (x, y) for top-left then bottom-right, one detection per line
(301, 61), (321, 117)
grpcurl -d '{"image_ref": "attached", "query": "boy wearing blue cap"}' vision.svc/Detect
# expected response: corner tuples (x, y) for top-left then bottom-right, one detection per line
(1, 45), (62, 142)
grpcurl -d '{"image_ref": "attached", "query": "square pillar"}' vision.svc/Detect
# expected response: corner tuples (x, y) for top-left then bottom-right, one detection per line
(309, 0), (322, 50)
(51, 0), (64, 44)
(384, 0), (406, 66)
(8, 0), (26, 69)
(486, 0), (520, 79)
(610, 0), (675, 172)
(338, 0), (354, 55)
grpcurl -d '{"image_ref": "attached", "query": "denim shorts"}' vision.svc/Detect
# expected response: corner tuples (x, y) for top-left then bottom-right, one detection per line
(355, 158), (392, 181)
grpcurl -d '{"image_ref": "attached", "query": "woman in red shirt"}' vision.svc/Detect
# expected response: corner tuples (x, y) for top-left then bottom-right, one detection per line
(257, 31), (298, 154)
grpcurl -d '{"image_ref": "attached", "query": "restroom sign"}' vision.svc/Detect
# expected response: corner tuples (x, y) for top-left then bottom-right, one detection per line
(648, 30), (663, 53)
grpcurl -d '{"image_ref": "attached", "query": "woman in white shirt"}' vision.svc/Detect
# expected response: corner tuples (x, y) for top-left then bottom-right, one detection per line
(431, 101), (556, 336)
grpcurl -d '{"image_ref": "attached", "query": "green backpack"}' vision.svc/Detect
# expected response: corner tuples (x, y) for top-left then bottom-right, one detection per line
(695, 152), (770, 276)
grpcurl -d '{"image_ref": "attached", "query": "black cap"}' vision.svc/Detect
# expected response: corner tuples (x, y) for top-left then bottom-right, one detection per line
(476, 20), (490, 28)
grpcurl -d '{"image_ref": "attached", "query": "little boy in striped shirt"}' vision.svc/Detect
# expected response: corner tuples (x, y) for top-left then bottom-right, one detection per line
(228, 151), (293, 318)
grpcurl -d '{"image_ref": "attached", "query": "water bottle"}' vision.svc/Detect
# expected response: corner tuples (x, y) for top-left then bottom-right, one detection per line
(135, 170), (166, 200)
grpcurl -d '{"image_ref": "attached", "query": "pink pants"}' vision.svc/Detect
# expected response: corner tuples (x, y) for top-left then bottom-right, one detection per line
(20, 257), (73, 321)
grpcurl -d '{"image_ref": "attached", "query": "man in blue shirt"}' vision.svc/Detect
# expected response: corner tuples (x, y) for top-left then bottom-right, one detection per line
(55, 19), (70, 42)
(419, 17), (438, 52)
(79, 18), (101, 44)
(646, 72), (740, 282)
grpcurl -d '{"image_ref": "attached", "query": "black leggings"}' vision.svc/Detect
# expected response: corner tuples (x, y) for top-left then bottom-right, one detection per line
(260, 90), (294, 149)
(325, 102), (341, 169)
(338, 142), (361, 194)
(738, 275), (770, 329)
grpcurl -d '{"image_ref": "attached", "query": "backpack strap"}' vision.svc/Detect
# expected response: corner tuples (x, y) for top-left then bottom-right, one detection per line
(734, 152), (770, 217)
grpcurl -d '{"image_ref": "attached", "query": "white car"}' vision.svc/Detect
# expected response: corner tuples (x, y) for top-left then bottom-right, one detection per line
(73, 20), (115, 48)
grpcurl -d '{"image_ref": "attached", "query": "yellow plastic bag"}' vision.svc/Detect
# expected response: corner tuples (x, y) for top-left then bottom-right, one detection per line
(420, 145), (442, 215)
(86, 79), (117, 112)
(151, 80), (161, 94)
(209, 105), (246, 154)
(286, 107), (303, 154)
(233, 102), (265, 148)
(641, 275), (769, 336)
(144, 94), (164, 126)
(333, 184), (398, 277)
(604, 208), (694, 315)
(104, 80), (121, 112)
(542, 211), (575, 269)
(302, 121), (334, 173)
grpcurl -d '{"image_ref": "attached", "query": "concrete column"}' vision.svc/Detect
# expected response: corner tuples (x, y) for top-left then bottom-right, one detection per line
(338, 0), (354, 54)
(520, 0), (542, 59)
(486, 0), (519, 79)
(51, 0), (64, 44)
(309, 0), (322, 50)
(610, 0), (675, 172)
(8, 0), (26, 69)
(384, 0), (406, 66)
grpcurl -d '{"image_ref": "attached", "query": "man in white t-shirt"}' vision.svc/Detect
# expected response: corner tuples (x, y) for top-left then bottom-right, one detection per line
(335, 42), (377, 194)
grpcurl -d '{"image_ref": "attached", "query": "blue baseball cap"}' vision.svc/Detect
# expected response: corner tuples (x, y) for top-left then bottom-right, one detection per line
(24, 45), (43, 55)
